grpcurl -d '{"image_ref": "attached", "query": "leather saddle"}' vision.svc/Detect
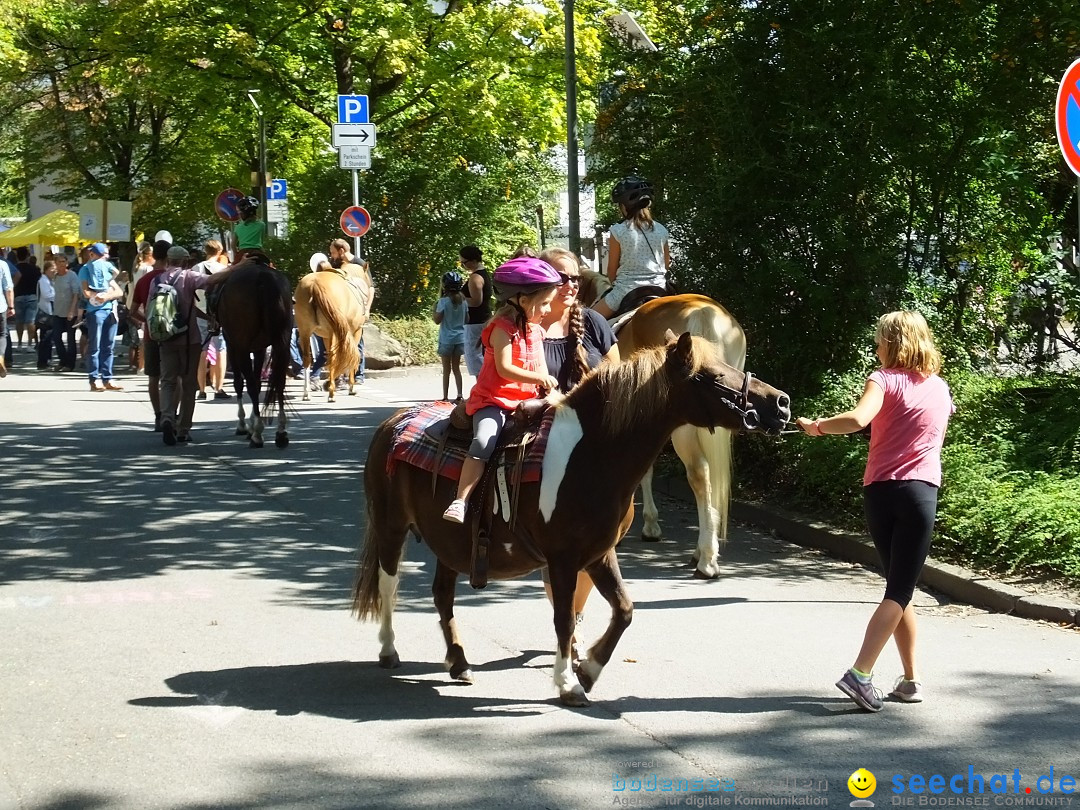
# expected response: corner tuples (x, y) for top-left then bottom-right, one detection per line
(425, 398), (550, 589)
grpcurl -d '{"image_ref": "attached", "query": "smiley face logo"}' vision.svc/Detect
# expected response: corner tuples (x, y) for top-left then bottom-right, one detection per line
(848, 768), (877, 799)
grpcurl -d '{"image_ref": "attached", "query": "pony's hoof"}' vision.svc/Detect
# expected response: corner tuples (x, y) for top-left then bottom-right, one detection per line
(641, 531), (663, 542)
(275, 432), (289, 448)
(349, 389), (357, 396)
(448, 662), (474, 683)
(249, 438), (264, 449)
(452, 668), (474, 684)
(693, 564), (720, 580)
(235, 427), (248, 436)
(573, 660), (597, 693)
(559, 685), (590, 707)
(378, 652), (401, 669)
(301, 393), (310, 402)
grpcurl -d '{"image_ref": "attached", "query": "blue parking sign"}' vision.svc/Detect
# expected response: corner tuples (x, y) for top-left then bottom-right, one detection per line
(268, 179), (288, 200)
(338, 95), (369, 124)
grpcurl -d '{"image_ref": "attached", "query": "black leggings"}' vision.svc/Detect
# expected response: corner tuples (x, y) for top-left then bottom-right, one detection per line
(863, 480), (939, 609)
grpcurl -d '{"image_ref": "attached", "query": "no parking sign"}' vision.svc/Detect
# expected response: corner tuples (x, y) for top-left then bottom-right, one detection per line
(340, 206), (372, 238)
(215, 188), (246, 222)
(1056, 58), (1080, 177)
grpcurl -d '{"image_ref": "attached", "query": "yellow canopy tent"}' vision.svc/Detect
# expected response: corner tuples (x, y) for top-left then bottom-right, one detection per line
(0, 209), (86, 249)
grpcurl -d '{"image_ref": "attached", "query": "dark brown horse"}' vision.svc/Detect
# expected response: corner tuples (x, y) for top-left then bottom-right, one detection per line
(214, 254), (293, 448)
(352, 333), (791, 706)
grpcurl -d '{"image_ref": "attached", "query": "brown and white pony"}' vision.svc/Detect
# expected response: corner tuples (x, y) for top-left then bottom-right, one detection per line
(293, 263), (371, 402)
(352, 333), (790, 706)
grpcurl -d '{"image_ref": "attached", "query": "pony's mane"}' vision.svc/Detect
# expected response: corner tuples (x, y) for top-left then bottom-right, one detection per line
(563, 336), (720, 435)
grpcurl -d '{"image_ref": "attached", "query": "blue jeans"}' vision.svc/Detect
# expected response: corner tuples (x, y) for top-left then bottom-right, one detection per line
(86, 307), (118, 382)
(290, 329), (327, 375)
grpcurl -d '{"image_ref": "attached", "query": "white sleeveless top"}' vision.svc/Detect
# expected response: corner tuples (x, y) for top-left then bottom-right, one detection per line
(608, 220), (669, 306)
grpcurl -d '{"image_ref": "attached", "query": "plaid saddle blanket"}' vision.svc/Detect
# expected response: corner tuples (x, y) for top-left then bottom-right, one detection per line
(387, 401), (553, 483)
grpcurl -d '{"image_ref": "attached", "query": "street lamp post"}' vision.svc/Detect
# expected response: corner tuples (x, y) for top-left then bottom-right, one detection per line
(246, 90), (268, 213)
(564, 0), (580, 256)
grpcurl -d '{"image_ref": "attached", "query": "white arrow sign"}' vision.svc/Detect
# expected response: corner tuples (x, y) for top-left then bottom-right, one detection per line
(332, 123), (376, 148)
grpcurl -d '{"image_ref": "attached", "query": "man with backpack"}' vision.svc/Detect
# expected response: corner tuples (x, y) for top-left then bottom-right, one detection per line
(129, 240), (172, 431)
(148, 245), (238, 446)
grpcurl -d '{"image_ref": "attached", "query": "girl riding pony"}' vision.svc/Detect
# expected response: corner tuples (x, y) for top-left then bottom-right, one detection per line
(442, 257), (561, 523)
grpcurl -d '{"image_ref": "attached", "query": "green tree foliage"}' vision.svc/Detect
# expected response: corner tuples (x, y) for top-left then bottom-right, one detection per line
(590, 0), (1080, 388)
(0, 0), (592, 312)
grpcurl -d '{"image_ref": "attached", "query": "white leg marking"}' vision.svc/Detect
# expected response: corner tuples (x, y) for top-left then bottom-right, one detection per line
(377, 567), (399, 658)
(539, 407), (583, 522)
(640, 464), (662, 538)
(553, 649), (586, 702)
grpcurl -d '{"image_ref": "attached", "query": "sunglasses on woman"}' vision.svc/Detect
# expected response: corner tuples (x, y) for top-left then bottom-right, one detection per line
(558, 273), (581, 287)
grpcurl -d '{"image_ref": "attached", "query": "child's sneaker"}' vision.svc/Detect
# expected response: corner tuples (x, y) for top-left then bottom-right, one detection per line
(836, 669), (883, 712)
(442, 499), (467, 523)
(890, 678), (923, 703)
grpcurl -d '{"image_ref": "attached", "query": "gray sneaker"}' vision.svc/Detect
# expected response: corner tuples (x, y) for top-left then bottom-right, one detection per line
(890, 678), (923, 703)
(836, 670), (883, 712)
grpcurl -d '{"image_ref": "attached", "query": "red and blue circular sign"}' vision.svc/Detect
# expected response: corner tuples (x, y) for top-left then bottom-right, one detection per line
(340, 205), (372, 238)
(215, 188), (246, 222)
(1056, 58), (1080, 177)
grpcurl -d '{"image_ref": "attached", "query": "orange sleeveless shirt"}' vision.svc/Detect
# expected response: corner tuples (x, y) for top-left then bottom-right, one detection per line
(466, 316), (545, 415)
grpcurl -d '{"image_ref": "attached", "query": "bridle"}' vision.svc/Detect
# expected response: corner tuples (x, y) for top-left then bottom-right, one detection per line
(691, 369), (761, 431)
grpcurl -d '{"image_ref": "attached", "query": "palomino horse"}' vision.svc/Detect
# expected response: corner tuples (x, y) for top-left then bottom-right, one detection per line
(579, 270), (747, 579)
(352, 333), (790, 706)
(294, 262), (372, 402)
(214, 254), (293, 448)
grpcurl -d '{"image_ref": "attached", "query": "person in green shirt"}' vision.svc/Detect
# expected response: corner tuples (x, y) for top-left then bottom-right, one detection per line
(234, 196), (267, 259)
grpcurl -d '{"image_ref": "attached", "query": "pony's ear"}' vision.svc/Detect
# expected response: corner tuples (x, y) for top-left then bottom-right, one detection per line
(673, 331), (694, 367)
(663, 328), (678, 344)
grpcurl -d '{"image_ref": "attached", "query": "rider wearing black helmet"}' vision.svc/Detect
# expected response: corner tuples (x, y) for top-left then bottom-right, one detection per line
(234, 196), (267, 260)
(593, 175), (671, 319)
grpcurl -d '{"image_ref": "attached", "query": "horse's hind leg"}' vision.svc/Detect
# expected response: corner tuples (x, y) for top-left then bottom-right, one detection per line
(377, 564), (401, 668)
(234, 362), (248, 436)
(672, 425), (724, 579)
(248, 348), (266, 448)
(432, 561), (472, 683)
(574, 548), (633, 695)
(639, 464), (663, 542)
(548, 562), (589, 707)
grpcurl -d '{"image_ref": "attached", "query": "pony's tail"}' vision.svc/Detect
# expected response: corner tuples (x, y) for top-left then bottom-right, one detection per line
(351, 497), (383, 621)
(260, 276), (291, 420)
(310, 282), (361, 383)
(686, 306), (746, 545)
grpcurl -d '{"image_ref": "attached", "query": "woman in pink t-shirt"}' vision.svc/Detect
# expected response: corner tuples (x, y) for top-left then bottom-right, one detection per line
(797, 311), (953, 713)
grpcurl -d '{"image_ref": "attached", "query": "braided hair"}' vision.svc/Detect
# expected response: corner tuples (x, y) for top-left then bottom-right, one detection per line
(564, 300), (591, 389)
(540, 246), (591, 390)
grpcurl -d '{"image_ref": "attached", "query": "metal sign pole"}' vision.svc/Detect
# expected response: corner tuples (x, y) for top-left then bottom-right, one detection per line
(351, 169), (361, 258)
(1076, 178), (1080, 267)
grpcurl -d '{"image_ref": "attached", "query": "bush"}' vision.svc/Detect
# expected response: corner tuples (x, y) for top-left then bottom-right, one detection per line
(735, 370), (1080, 583)
(370, 315), (440, 366)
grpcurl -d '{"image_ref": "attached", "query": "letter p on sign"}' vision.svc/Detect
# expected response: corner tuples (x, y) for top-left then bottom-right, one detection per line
(338, 95), (369, 124)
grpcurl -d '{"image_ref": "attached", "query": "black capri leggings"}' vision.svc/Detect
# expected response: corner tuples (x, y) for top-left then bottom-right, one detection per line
(863, 479), (939, 609)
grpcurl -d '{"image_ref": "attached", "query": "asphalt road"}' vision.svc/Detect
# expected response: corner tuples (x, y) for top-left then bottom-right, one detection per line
(2, 362), (1078, 810)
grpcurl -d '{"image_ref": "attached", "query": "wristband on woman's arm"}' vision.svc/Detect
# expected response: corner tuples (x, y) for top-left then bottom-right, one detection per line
(813, 419), (824, 436)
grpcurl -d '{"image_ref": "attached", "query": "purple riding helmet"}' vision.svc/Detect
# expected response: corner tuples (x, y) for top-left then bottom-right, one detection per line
(492, 256), (561, 301)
